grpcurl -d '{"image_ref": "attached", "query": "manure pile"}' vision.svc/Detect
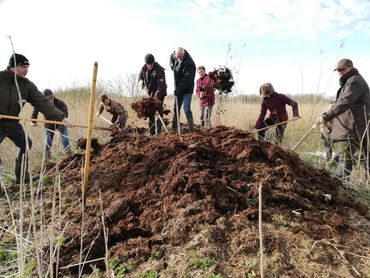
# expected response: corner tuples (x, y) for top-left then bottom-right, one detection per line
(54, 126), (369, 277)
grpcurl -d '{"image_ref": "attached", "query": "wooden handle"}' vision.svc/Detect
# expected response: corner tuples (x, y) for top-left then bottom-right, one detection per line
(0, 114), (111, 131)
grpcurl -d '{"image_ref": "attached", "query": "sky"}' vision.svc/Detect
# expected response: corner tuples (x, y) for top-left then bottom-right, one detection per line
(1, 0), (370, 97)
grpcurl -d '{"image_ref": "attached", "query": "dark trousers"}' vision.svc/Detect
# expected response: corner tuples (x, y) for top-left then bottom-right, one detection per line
(111, 113), (127, 129)
(0, 124), (32, 183)
(334, 139), (369, 179)
(258, 118), (286, 143)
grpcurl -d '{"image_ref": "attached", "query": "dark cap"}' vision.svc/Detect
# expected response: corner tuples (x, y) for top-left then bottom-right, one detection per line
(145, 53), (155, 64)
(334, 58), (353, 71)
(8, 53), (30, 68)
(43, 89), (54, 97)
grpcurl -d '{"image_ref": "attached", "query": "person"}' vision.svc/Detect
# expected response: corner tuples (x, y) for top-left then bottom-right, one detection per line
(31, 89), (72, 159)
(195, 66), (215, 128)
(138, 53), (167, 135)
(97, 94), (128, 129)
(320, 102), (336, 161)
(0, 53), (72, 184)
(319, 58), (370, 180)
(169, 47), (196, 132)
(252, 83), (299, 143)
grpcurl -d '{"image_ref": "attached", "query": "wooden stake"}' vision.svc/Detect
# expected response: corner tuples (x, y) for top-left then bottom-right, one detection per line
(259, 183), (264, 278)
(82, 62), (98, 207)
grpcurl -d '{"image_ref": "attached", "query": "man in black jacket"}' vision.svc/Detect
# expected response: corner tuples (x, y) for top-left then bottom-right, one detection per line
(31, 89), (72, 159)
(170, 47), (196, 132)
(139, 54), (167, 135)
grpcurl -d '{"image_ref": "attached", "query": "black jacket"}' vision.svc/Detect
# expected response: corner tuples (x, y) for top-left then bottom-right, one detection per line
(138, 62), (167, 100)
(169, 50), (196, 95)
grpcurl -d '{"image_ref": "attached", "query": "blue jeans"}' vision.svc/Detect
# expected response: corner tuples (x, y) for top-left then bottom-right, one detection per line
(45, 127), (71, 156)
(172, 93), (193, 128)
(0, 124), (32, 182)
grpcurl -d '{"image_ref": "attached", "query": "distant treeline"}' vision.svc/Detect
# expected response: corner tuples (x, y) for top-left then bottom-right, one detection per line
(53, 83), (335, 105)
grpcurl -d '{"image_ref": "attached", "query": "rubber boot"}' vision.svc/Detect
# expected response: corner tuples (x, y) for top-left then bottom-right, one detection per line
(187, 116), (194, 133)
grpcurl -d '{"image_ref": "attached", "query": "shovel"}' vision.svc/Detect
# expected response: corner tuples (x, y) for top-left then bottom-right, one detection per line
(97, 114), (122, 132)
(291, 120), (320, 151)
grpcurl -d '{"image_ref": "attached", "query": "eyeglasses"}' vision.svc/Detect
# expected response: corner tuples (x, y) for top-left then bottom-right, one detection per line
(337, 67), (347, 72)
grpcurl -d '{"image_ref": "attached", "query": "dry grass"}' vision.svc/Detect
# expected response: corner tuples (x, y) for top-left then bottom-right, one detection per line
(0, 91), (330, 172)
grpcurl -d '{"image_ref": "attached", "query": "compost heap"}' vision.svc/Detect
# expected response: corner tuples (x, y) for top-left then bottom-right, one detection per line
(131, 97), (170, 120)
(208, 67), (235, 94)
(55, 126), (369, 277)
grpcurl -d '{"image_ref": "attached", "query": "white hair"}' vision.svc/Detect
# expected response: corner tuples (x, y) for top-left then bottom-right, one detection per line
(176, 47), (185, 55)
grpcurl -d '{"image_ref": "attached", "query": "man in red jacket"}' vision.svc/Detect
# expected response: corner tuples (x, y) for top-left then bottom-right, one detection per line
(195, 66), (215, 128)
(252, 83), (299, 143)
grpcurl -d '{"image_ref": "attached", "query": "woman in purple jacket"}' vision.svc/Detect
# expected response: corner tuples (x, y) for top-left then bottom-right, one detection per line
(252, 83), (299, 143)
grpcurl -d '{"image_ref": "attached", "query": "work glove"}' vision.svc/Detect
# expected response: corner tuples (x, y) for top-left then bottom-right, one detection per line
(62, 117), (73, 128)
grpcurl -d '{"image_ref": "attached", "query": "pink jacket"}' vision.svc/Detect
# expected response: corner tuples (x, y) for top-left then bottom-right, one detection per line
(196, 74), (215, 108)
(255, 92), (299, 129)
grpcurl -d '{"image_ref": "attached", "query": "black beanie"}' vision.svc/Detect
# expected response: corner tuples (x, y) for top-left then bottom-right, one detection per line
(8, 53), (30, 68)
(145, 53), (155, 64)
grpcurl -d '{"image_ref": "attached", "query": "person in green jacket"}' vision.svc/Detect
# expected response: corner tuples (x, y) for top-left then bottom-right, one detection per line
(320, 58), (370, 180)
(0, 53), (72, 184)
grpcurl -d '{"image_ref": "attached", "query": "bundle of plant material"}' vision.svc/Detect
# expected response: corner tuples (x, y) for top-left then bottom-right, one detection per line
(131, 97), (170, 119)
(208, 66), (235, 94)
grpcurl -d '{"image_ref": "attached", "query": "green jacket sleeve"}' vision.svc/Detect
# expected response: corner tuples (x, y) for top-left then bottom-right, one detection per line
(25, 81), (65, 121)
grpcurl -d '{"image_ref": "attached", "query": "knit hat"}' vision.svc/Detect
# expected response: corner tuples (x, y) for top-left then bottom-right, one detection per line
(334, 58), (353, 71)
(145, 53), (155, 64)
(8, 53), (30, 68)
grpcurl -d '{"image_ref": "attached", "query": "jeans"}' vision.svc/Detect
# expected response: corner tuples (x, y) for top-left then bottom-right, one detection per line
(0, 124), (32, 182)
(172, 93), (193, 129)
(45, 127), (71, 157)
(200, 106), (213, 128)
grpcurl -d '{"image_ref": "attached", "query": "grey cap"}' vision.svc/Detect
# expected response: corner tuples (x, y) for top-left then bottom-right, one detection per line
(334, 58), (353, 71)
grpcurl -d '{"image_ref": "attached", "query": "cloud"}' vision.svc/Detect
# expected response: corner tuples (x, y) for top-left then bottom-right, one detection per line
(172, 0), (370, 41)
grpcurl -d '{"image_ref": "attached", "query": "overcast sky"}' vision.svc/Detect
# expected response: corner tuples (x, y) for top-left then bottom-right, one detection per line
(1, 0), (370, 96)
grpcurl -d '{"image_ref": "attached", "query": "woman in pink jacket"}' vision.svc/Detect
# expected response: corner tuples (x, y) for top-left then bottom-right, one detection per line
(253, 83), (299, 143)
(196, 66), (215, 128)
